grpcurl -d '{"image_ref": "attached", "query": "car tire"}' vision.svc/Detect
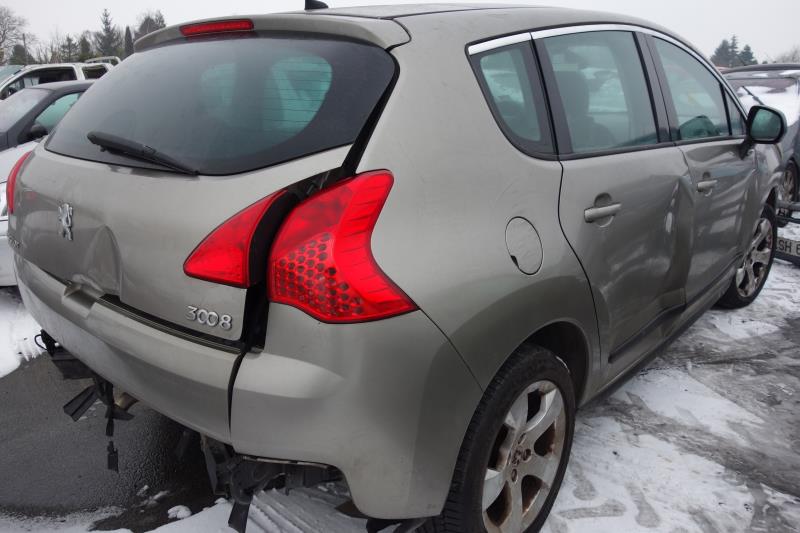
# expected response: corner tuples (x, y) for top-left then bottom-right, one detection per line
(717, 204), (777, 309)
(422, 344), (575, 533)
(777, 162), (798, 227)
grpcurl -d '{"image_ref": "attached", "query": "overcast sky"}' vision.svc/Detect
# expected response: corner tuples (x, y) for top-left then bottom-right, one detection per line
(5, 0), (799, 60)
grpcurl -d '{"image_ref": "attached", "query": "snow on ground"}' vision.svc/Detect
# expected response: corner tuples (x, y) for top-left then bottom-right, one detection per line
(1, 227), (800, 532)
(0, 288), (44, 378)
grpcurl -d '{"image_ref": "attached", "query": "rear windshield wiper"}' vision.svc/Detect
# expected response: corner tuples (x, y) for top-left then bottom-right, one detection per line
(87, 131), (199, 175)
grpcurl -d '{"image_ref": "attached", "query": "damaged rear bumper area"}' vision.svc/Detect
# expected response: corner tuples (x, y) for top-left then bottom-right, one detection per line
(15, 255), (483, 528)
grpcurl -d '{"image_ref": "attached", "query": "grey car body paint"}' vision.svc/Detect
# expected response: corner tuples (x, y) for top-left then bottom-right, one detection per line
(10, 4), (786, 523)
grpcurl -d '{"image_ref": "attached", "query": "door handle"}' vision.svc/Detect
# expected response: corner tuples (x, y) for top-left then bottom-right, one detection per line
(696, 179), (718, 193)
(584, 203), (622, 223)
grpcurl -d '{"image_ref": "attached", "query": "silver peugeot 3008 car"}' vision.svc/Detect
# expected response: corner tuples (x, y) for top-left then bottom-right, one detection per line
(6, 4), (786, 532)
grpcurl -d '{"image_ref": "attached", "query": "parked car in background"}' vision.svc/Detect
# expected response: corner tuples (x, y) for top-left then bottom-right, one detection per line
(6, 5), (787, 532)
(0, 81), (92, 153)
(0, 80), (91, 286)
(1, 142), (40, 285)
(726, 64), (800, 221)
(0, 65), (23, 85)
(0, 63), (108, 99)
(86, 56), (121, 66)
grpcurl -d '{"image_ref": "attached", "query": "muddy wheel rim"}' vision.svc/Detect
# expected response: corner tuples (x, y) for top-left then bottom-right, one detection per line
(482, 381), (566, 533)
(735, 216), (773, 298)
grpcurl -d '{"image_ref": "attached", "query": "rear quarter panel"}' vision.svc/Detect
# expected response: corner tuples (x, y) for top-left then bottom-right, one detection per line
(358, 15), (601, 403)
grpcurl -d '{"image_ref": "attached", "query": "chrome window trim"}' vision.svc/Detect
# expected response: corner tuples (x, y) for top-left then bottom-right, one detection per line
(467, 32), (531, 55)
(468, 23), (747, 118)
(529, 23), (747, 117)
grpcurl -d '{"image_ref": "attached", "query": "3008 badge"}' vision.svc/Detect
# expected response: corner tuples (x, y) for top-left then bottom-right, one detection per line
(186, 306), (232, 330)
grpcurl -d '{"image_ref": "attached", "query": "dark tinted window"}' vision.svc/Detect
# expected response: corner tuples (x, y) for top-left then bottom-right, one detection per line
(47, 36), (395, 175)
(541, 31), (658, 154)
(0, 88), (48, 130)
(82, 65), (108, 79)
(653, 39), (728, 140)
(471, 42), (553, 156)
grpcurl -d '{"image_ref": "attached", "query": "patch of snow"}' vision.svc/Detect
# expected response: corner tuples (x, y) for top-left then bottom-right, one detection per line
(704, 313), (779, 340)
(0, 289), (43, 378)
(166, 506), (192, 520)
(0, 510), (129, 533)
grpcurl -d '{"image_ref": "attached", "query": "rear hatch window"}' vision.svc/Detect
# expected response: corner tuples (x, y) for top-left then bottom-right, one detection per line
(46, 34), (395, 175)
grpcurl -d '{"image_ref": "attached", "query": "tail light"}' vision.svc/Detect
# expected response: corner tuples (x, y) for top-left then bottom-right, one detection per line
(268, 171), (417, 323)
(184, 192), (283, 287)
(6, 151), (32, 215)
(180, 19), (254, 36)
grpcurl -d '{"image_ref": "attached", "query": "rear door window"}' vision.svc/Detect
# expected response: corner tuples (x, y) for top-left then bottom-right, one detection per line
(33, 92), (81, 131)
(540, 31), (658, 154)
(652, 39), (729, 141)
(471, 42), (554, 156)
(46, 36), (395, 175)
(25, 68), (77, 85)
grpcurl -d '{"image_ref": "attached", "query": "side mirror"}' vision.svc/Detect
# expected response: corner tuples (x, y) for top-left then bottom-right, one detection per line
(27, 123), (48, 141)
(747, 105), (786, 144)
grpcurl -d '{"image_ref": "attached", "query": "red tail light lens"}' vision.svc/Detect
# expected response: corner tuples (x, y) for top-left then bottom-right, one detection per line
(180, 19), (254, 36)
(269, 171), (416, 323)
(184, 192), (283, 287)
(6, 151), (32, 215)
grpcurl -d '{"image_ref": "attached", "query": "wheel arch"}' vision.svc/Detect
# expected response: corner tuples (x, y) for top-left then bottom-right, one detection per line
(767, 186), (778, 210)
(521, 320), (591, 405)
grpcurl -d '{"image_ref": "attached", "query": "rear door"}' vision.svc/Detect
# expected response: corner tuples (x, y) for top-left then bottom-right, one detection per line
(536, 29), (693, 368)
(12, 33), (395, 342)
(648, 37), (753, 302)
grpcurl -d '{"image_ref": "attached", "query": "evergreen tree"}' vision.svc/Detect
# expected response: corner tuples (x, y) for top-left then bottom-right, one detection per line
(60, 35), (77, 62)
(729, 35), (740, 61)
(124, 26), (134, 58)
(78, 32), (93, 61)
(738, 45), (757, 66)
(93, 9), (122, 57)
(134, 10), (166, 39)
(711, 39), (733, 67)
(8, 43), (34, 64)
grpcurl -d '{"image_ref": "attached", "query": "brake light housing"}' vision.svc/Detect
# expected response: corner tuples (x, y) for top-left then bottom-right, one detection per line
(184, 191), (283, 287)
(268, 171), (416, 323)
(180, 19), (254, 37)
(6, 151), (32, 215)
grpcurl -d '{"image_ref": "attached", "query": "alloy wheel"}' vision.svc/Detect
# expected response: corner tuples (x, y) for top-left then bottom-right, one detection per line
(482, 381), (566, 533)
(735, 216), (774, 298)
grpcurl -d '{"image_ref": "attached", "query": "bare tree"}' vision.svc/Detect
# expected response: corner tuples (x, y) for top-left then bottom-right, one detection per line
(774, 46), (800, 63)
(0, 6), (26, 61)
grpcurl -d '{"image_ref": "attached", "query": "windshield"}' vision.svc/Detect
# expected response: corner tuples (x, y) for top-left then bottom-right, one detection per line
(0, 88), (48, 131)
(47, 34), (395, 175)
(729, 77), (800, 124)
(0, 65), (21, 84)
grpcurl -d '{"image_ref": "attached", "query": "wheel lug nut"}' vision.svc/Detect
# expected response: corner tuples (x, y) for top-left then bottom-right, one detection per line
(511, 469), (518, 483)
(523, 449), (532, 461)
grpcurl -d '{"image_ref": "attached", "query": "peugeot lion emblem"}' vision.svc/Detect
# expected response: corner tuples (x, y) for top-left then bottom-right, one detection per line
(58, 203), (74, 241)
